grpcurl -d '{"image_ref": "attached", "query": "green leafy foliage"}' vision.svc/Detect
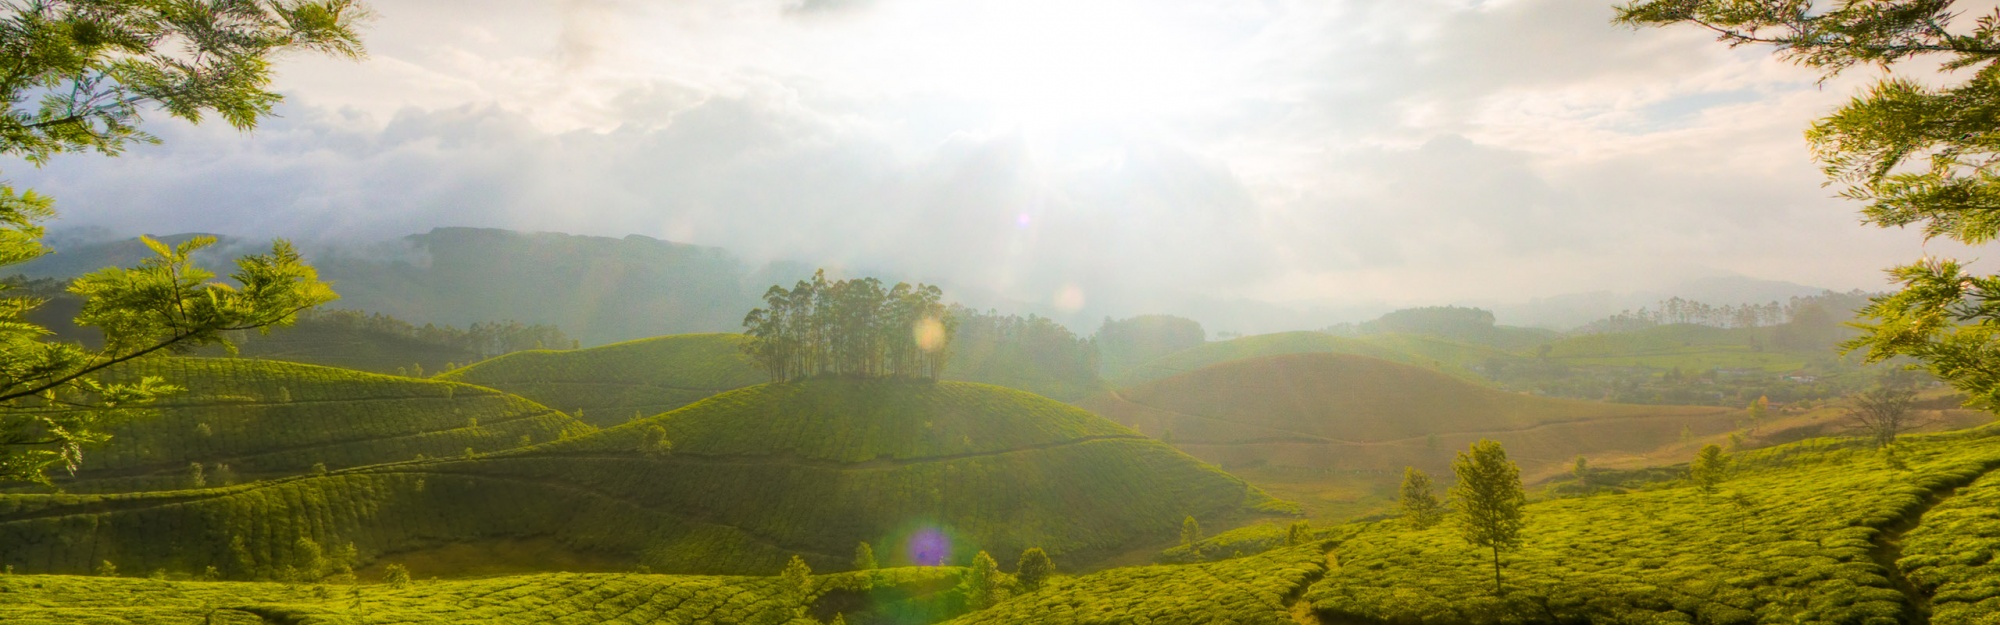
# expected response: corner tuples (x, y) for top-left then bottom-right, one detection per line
(438, 333), (767, 428)
(1451, 439), (1526, 594)
(1616, 0), (2000, 416)
(854, 542), (877, 571)
(1014, 547), (1053, 591)
(1398, 467), (1444, 529)
(1690, 443), (1730, 494)
(0, 0), (367, 167)
(0, 233), (338, 485)
(742, 270), (953, 381)
(960, 550), (1002, 610)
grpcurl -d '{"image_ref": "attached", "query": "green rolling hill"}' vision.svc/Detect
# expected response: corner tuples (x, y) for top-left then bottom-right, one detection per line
(1303, 424), (2000, 625)
(7, 422), (2000, 624)
(27, 358), (591, 493)
(436, 333), (769, 428)
(1082, 352), (1733, 520)
(1107, 330), (1495, 389)
(0, 566), (965, 625)
(0, 379), (1282, 578)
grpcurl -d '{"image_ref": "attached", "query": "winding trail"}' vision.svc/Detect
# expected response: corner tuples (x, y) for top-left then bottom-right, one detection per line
(1867, 457), (2000, 625)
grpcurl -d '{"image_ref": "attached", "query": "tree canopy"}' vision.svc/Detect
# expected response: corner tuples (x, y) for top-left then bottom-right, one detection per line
(740, 270), (954, 381)
(0, 0), (368, 484)
(1615, 0), (2000, 410)
(1451, 439), (1525, 594)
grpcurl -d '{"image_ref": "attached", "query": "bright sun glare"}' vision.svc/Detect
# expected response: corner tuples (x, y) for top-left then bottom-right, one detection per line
(855, 0), (1213, 129)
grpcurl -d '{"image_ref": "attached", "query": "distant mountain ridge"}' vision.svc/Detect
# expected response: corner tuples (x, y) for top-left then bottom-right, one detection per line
(20, 227), (785, 346)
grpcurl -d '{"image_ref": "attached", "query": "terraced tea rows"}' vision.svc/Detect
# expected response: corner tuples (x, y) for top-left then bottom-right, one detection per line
(0, 380), (1282, 578)
(0, 566), (963, 625)
(38, 358), (591, 490)
(438, 334), (768, 428)
(1303, 425), (2000, 624)
(948, 542), (1331, 625)
(1898, 466), (2000, 624)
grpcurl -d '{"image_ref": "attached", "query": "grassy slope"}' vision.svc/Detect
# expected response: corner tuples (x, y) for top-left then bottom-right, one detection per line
(1304, 425), (2000, 625)
(11, 428), (2000, 624)
(38, 358), (591, 491)
(942, 352), (1101, 403)
(0, 567), (962, 625)
(436, 333), (768, 428)
(1083, 352), (1736, 521)
(1108, 331), (1470, 388)
(1899, 465), (2000, 624)
(1543, 323), (1812, 371)
(0, 380), (1281, 577)
(203, 323), (479, 376)
(946, 542), (1331, 625)
(1084, 353), (1731, 472)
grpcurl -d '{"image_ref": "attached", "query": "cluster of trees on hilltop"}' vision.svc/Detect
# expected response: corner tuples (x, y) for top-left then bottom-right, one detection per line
(1577, 292), (1874, 334)
(741, 270), (953, 381)
(950, 308), (1102, 399)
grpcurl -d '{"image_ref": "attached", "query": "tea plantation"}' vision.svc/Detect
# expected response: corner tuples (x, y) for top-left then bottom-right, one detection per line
(0, 566), (964, 624)
(437, 334), (768, 428)
(1898, 465), (2000, 625)
(947, 542), (1331, 625)
(1303, 424), (2000, 624)
(0, 379), (1281, 578)
(32, 358), (592, 492)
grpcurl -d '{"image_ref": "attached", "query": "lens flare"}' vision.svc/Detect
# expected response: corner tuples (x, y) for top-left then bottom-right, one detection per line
(1053, 284), (1085, 312)
(907, 527), (951, 566)
(914, 316), (947, 352)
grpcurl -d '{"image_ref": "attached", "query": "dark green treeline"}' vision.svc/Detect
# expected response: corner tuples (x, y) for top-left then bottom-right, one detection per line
(741, 270), (955, 381)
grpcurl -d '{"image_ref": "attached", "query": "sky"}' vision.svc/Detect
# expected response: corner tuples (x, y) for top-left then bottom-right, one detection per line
(7, 0), (1991, 326)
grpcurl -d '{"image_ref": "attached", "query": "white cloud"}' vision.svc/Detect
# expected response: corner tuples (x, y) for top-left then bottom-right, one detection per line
(4, 0), (1978, 329)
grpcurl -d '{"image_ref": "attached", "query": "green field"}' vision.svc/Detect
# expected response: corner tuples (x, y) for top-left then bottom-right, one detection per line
(28, 358), (591, 492)
(7, 417), (2000, 624)
(1303, 425), (2000, 624)
(0, 379), (1281, 579)
(951, 542), (1330, 625)
(437, 333), (769, 428)
(0, 566), (963, 625)
(1081, 352), (1733, 520)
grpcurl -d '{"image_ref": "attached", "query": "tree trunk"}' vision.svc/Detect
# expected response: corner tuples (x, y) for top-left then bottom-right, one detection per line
(1491, 545), (1502, 595)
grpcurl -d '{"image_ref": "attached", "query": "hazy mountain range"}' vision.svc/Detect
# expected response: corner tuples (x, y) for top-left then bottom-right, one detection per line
(16, 227), (1843, 344)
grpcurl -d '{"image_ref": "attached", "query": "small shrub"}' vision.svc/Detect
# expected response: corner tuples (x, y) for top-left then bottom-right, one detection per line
(383, 564), (411, 587)
(1016, 547), (1054, 591)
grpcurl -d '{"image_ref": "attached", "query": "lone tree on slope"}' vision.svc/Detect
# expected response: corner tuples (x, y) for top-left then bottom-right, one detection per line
(853, 542), (877, 571)
(1848, 384), (1924, 449)
(1399, 466), (1446, 529)
(1689, 444), (1729, 495)
(1451, 439), (1526, 596)
(1015, 547), (1054, 591)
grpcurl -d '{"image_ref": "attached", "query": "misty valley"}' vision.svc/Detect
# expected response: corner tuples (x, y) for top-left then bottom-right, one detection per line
(4, 1), (2000, 625)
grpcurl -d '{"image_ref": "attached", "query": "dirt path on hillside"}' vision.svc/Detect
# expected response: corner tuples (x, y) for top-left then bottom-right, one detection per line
(1868, 459), (2000, 624)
